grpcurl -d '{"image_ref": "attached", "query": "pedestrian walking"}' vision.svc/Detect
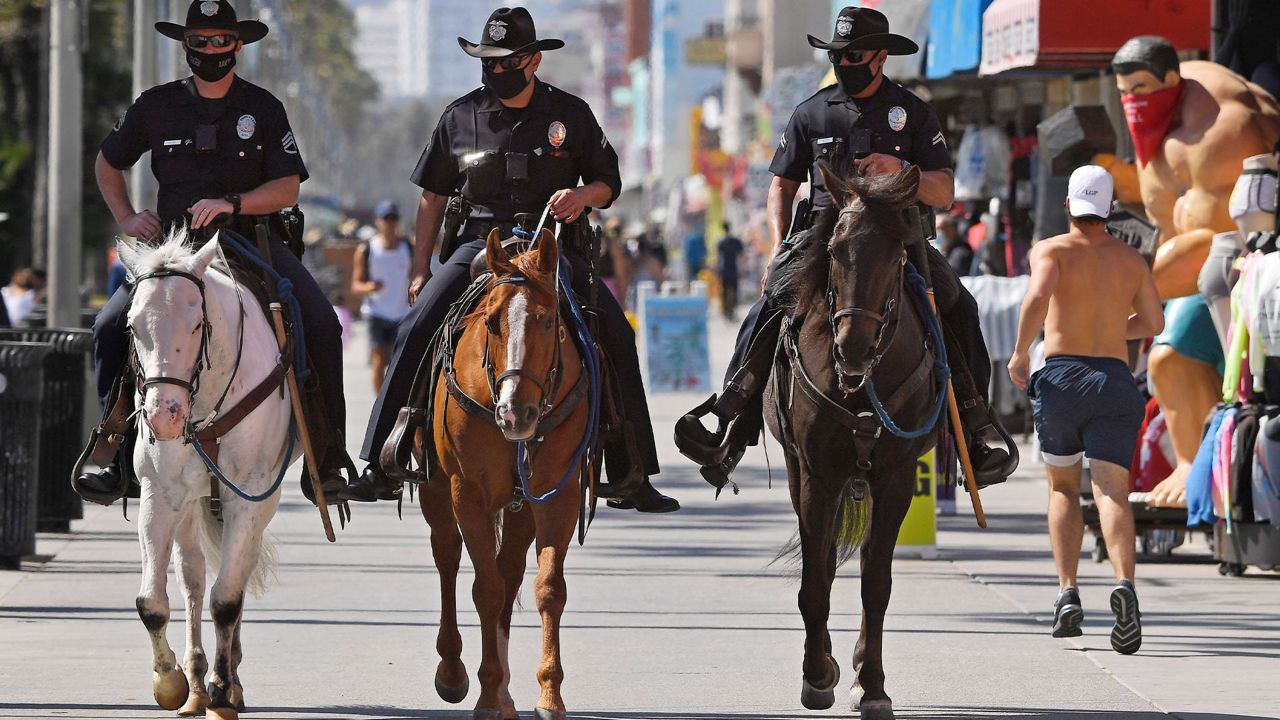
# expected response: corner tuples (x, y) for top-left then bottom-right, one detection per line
(1008, 165), (1165, 654)
(716, 221), (744, 318)
(352, 200), (412, 391)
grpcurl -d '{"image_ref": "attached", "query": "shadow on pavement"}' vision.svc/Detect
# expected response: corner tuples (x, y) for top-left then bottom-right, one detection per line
(2, 703), (1275, 719)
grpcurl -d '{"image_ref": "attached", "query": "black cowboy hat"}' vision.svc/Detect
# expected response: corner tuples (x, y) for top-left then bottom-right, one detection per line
(156, 0), (268, 45)
(458, 7), (564, 59)
(807, 6), (918, 56)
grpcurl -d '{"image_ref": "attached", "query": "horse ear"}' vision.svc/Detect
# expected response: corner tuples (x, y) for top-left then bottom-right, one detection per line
(535, 227), (559, 275)
(190, 235), (220, 276)
(817, 160), (851, 208)
(116, 237), (142, 281)
(485, 228), (516, 276)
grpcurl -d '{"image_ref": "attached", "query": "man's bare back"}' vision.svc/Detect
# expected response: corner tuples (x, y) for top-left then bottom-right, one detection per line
(1037, 227), (1161, 362)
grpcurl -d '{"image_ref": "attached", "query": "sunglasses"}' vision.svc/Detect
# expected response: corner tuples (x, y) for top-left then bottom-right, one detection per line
(185, 33), (239, 50)
(827, 49), (870, 65)
(481, 53), (531, 71)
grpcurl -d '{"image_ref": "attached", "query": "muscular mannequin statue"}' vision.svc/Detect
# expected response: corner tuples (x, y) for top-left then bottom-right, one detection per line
(1096, 36), (1280, 506)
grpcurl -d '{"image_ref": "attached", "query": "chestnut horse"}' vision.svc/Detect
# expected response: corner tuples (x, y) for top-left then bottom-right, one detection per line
(421, 228), (589, 720)
(764, 165), (946, 720)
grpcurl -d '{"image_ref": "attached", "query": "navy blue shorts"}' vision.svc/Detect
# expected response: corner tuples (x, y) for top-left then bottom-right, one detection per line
(367, 315), (400, 349)
(1028, 355), (1144, 469)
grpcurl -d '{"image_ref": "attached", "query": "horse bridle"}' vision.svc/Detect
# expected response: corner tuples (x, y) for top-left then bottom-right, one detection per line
(129, 269), (212, 398)
(482, 274), (565, 426)
(128, 261), (248, 440)
(826, 208), (907, 394)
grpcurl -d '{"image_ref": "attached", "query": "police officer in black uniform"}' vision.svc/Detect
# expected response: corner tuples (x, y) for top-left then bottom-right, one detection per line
(75, 0), (350, 504)
(675, 7), (1019, 488)
(341, 7), (678, 513)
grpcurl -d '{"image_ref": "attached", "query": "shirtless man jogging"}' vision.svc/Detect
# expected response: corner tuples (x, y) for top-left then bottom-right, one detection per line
(1008, 165), (1165, 655)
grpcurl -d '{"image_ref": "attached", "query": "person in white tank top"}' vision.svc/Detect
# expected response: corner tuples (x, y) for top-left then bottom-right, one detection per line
(353, 200), (412, 390)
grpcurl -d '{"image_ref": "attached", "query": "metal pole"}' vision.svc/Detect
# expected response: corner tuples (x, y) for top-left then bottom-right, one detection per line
(46, 0), (83, 328)
(130, 0), (159, 208)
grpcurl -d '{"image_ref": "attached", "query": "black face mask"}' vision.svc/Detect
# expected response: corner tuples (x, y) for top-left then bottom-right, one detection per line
(834, 61), (877, 97)
(187, 48), (236, 82)
(482, 64), (531, 100)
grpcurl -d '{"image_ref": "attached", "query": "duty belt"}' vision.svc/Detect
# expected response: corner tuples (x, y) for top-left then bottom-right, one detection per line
(462, 219), (523, 239)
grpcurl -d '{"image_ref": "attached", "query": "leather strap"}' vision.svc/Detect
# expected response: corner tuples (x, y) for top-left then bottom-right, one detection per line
(191, 362), (287, 464)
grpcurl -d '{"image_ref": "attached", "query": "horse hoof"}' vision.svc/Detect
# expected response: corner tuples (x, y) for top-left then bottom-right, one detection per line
(204, 708), (238, 720)
(858, 699), (895, 720)
(177, 689), (210, 716)
(534, 708), (567, 720)
(799, 654), (840, 710)
(153, 669), (189, 711)
(473, 709), (504, 720)
(435, 674), (470, 704)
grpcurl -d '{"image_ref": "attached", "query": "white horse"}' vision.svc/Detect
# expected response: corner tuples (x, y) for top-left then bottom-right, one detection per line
(118, 228), (297, 720)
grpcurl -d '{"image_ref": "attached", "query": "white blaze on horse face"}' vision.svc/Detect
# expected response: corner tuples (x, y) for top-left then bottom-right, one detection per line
(133, 280), (203, 441)
(497, 291), (530, 425)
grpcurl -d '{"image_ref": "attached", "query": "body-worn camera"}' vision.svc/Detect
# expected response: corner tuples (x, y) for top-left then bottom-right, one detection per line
(196, 124), (218, 152)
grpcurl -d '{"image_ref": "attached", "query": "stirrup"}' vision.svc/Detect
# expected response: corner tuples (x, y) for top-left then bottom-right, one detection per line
(673, 394), (731, 467)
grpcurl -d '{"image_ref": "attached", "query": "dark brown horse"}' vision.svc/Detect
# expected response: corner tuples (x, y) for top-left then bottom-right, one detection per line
(764, 164), (943, 720)
(419, 228), (589, 720)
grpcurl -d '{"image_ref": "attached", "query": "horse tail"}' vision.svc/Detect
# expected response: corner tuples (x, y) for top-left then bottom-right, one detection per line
(772, 481), (872, 573)
(196, 498), (278, 598)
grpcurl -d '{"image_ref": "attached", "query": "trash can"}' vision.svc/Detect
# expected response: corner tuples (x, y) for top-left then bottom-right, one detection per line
(0, 328), (92, 532)
(0, 342), (50, 569)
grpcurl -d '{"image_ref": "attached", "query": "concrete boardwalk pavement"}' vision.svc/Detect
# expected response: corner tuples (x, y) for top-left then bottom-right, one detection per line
(1, 311), (1277, 720)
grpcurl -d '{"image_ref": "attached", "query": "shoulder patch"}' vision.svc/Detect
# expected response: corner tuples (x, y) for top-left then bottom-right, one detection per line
(281, 131), (298, 155)
(931, 132), (946, 147)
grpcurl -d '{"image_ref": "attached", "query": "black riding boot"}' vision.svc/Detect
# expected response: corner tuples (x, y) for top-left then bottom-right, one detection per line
(955, 393), (1020, 488)
(336, 464), (404, 503)
(73, 425), (140, 506)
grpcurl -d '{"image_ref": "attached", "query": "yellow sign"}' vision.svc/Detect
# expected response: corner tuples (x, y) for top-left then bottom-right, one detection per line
(685, 37), (727, 65)
(896, 449), (937, 556)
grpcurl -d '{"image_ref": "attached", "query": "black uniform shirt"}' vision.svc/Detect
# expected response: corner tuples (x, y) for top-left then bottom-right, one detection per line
(101, 76), (309, 227)
(411, 80), (621, 222)
(770, 78), (951, 209)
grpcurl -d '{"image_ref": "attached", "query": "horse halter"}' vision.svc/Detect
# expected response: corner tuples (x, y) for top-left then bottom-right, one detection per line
(482, 274), (564, 426)
(827, 210), (906, 395)
(129, 269), (212, 399)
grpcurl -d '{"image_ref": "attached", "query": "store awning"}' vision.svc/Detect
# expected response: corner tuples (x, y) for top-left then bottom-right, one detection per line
(926, 0), (993, 80)
(979, 0), (1211, 76)
(850, 0), (931, 80)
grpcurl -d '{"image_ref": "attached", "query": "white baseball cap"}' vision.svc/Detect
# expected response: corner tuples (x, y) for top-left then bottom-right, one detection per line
(1067, 165), (1115, 219)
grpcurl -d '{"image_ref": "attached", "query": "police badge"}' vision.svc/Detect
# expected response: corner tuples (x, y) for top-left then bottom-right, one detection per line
(488, 21), (507, 42)
(200, 1), (219, 17)
(836, 18), (853, 37)
(236, 114), (256, 140)
(888, 106), (907, 132)
(548, 121), (567, 148)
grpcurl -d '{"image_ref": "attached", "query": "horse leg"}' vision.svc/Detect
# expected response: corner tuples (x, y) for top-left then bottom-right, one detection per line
(454, 483), (507, 720)
(173, 508), (210, 717)
(136, 495), (188, 712)
(850, 471), (913, 720)
(421, 478), (469, 703)
(793, 471), (843, 711)
(529, 492), (578, 720)
(496, 505), (536, 720)
(205, 512), (266, 720)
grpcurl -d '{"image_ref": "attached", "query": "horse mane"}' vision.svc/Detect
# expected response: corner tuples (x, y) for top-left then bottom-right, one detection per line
(773, 168), (919, 319)
(117, 226), (200, 278)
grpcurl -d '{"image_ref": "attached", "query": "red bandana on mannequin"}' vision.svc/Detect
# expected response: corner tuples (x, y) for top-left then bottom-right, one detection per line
(1121, 82), (1184, 168)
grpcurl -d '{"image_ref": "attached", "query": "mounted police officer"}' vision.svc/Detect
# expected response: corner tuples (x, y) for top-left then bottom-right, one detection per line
(341, 7), (678, 513)
(75, 0), (351, 505)
(675, 7), (1019, 488)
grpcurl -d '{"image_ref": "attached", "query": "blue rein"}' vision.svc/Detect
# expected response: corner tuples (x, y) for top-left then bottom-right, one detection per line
(513, 252), (601, 504)
(862, 261), (950, 440)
